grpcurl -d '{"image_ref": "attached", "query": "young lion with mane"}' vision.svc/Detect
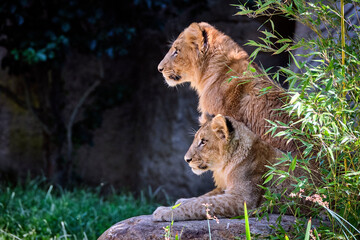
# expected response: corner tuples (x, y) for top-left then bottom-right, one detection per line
(152, 114), (301, 221)
(158, 22), (298, 154)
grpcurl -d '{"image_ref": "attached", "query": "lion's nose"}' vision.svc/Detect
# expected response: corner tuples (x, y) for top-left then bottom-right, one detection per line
(184, 157), (192, 163)
(158, 66), (164, 72)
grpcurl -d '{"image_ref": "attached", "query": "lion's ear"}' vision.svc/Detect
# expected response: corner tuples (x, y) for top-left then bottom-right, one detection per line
(185, 23), (208, 54)
(211, 114), (233, 140)
(199, 112), (214, 125)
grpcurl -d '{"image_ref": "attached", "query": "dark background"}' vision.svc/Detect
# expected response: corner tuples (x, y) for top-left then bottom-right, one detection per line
(0, 0), (295, 199)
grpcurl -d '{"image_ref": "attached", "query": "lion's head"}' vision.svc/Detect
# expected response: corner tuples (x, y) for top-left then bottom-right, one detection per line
(157, 22), (211, 86)
(184, 114), (236, 175)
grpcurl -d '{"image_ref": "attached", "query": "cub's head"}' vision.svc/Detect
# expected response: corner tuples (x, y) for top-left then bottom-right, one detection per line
(184, 114), (234, 175)
(157, 22), (211, 86)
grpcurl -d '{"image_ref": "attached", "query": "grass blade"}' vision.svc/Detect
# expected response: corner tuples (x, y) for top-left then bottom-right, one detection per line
(244, 202), (251, 240)
(304, 218), (311, 240)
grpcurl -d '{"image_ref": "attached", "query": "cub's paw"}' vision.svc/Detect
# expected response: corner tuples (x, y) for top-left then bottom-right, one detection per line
(152, 206), (173, 222)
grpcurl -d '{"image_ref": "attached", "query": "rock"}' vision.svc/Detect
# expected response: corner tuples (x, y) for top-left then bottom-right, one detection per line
(98, 214), (297, 240)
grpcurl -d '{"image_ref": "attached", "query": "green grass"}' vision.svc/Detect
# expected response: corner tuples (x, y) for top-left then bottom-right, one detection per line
(0, 179), (159, 239)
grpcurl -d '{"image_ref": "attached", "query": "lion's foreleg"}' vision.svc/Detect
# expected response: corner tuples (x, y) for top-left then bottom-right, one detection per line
(199, 187), (224, 197)
(152, 193), (246, 221)
(173, 187), (223, 206)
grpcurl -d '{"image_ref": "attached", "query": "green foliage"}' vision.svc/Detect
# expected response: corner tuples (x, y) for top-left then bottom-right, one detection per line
(234, 0), (360, 239)
(0, 178), (159, 239)
(0, 0), (136, 68)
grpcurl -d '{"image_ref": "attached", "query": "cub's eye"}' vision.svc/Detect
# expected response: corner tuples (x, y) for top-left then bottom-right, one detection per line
(198, 138), (206, 147)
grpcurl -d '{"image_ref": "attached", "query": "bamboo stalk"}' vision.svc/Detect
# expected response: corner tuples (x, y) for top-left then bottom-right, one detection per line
(340, 0), (347, 173)
(341, 0), (345, 66)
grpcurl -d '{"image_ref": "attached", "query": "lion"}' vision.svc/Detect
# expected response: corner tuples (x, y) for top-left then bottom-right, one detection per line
(152, 114), (302, 221)
(158, 22), (298, 154)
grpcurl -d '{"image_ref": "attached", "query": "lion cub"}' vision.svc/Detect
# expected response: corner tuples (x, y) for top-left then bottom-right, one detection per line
(152, 114), (294, 221)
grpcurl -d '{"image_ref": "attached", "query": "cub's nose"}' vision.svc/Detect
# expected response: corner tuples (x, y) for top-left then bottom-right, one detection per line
(158, 65), (164, 72)
(184, 157), (192, 163)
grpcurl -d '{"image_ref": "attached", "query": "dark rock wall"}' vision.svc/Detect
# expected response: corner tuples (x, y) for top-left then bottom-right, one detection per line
(0, 1), (294, 198)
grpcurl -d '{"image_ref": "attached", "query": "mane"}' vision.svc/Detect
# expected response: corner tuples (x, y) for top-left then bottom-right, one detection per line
(195, 23), (283, 94)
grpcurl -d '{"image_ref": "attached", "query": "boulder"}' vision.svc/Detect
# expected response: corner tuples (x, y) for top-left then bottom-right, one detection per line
(98, 214), (297, 240)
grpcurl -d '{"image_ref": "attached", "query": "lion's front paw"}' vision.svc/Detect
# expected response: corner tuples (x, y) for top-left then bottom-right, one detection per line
(152, 206), (173, 222)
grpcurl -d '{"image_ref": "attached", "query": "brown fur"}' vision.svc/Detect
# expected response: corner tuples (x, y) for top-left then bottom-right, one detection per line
(152, 115), (301, 221)
(158, 22), (297, 153)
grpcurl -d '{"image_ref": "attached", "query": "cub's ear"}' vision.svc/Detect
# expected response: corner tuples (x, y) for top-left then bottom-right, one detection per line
(211, 114), (233, 140)
(184, 22), (208, 54)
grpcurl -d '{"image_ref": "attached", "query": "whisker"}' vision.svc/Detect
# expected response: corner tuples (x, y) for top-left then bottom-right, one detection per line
(167, 39), (175, 48)
(188, 128), (198, 136)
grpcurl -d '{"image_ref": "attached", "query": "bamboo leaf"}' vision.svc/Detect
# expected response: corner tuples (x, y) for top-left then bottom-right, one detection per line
(261, 30), (278, 39)
(289, 51), (301, 70)
(289, 156), (297, 171)
(290, 92), (300, 104)
(325, 78), (333, 91)
(259, 37), (274, 45)
(249, 48), (261, 61)
(273, 44), (289, 55)
(263, 174), (274, 184)
(269, 19), (275, 32)
(276, 38), (292, 44)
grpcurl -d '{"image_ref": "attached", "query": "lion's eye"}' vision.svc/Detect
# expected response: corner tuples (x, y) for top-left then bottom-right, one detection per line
(198, 138), (206, 147)
(172, 50), (178, 57)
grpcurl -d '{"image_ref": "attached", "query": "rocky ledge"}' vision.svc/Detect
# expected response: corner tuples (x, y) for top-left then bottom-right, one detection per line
(98, 214), (298, 240)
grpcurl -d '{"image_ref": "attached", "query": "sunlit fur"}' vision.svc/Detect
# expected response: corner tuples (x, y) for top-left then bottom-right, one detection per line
(158, 22), (298, 154)
(153, 114), (305, 221)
